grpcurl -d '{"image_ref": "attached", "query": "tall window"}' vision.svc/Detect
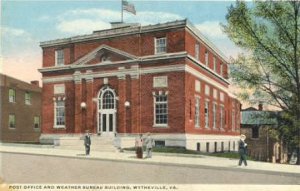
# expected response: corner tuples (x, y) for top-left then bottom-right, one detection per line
(9, 114), (16, 128)
(195, 43), (200, 60)
(155, 37), (167, 54)
(9, 89), (16, 103)
(205, 100), (210, 128)
(25, 92), (31, 105)
(34, 116), (40, 129)
(232, 110), (235, 131)
(195, 97), (200, 128)
(213, 56), (217, 71)
(213, 103), (217, 129)
(55, 100), (65, 127)
(154, 94), (168, 126)
(55, 49), (64, 66)
(205, 50), (209, 66)
(220, 105), (224, 129)
(220, 63), (223, 76)
(252, 126), (259, 138)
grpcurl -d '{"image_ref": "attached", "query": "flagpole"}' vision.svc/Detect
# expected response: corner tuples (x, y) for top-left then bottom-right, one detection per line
(121, 0), (123, 23)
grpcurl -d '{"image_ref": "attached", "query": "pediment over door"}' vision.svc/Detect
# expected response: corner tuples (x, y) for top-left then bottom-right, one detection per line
(71, 45), (138, 66)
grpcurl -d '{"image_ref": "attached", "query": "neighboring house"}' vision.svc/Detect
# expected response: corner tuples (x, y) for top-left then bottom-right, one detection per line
(241, 104), (287, 163)
(39, 19), (241, 152)
(0, 74), (42, 143)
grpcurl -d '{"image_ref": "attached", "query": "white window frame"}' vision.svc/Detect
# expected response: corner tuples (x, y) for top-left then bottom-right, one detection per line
(213, 56), (217, 71)
(205, 85), (210, 96)
(9, 114), (16, 129)
(154, 94), (168, 127)
(25, 92), (31, 105)
(213, 102), (217, 129)
(220, 105), (225, 130)
(9, 89), (16, 103)
(55, 49), (64, 66)
(195, 43), (200, 60)
(54, 100), (65, 128)
(195, 80), (201, 93)
(205, 100), (210, 128)
(205, 50), (209, 66)
(34, 116), (40, 129)
(220, 63), (223, 76)
(195, 96), (200, 128)
(155, 37), (167, 54)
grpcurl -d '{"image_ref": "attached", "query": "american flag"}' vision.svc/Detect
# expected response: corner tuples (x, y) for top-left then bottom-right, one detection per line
(122, 0), (136, 15)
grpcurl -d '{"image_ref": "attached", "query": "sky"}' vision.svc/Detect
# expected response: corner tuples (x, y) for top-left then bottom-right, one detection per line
(1, 0), (242, 83)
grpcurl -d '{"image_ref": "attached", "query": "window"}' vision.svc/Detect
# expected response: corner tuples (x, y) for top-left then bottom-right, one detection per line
(206, 142), (210, 152)
(25, 92), (31, 105)
(220, 105), (225, 129)
(213, 103), (217, 129)
(34, 116), (40, 129)
(54, 100), (65, 127)
(252, 126), (259, 138)
(153, 76), (168, 88)
(55, 49), (64, 66)
(205, 50), (209, 66)
(195, 97), (200, 128)
(155, 140), (165, 147)
(213, 89), (217, 99)
(220, 63), (223, 76)
(54, 84), (65, 94)
(205, 100), (210, 128)
(220, 92), (225, 102)
(228, 141), (231, 152)
(9, 114), (16, 128)
(102, 91), (115, 109)
(154, 94), (168, 126)
(195, 43), (200, 60)
(155, 37), (167, 54)
(213, 56), (217, 71)
(214, 142), (217, 152)
(221, 142), (224, 152)
(232, 110), (235, 130)
(205, 85), (210, 96)
(9, 89), (16, 103)
(195, 80), (201, 93)
(197, 143), (201, 151)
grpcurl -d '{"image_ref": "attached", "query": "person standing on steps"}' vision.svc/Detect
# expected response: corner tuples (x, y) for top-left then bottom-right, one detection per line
(84, 130), (91, 156)
(145, 133), (154, 158)
(238, 134), (248, 166)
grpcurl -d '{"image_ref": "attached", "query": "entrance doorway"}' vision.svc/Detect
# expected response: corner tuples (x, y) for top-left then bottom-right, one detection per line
(97, 86), (117, 136)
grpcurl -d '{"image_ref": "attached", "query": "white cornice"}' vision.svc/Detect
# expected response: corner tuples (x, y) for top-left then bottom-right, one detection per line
(187, 55), (229, 85)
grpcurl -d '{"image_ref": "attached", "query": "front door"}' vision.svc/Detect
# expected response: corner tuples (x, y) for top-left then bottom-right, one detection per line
(97, 86), (117, 136)
(99, 111), (116, 136)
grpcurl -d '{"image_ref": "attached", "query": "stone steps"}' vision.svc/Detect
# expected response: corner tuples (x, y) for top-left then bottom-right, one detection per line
(54, 136), (118, 152)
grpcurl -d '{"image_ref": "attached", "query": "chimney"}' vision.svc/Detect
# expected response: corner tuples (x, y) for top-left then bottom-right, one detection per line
(31, 80), (39, 87)
(258, 103), (263, 111)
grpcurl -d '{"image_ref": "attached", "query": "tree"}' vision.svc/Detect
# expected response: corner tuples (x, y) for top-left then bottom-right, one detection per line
(222, 1), (300, 164)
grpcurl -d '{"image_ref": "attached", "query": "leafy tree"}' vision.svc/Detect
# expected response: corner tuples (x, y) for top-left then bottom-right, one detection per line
(222, 1), (300, 164)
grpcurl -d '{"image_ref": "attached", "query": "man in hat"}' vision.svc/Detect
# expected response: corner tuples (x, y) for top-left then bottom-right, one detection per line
(238, 134), (248, 166)
(84, 130), (91, 155)
(135, 134), (143, 159)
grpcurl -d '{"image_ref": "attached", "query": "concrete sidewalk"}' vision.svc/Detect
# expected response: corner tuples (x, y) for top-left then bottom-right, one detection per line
(0, 144), (299, 175)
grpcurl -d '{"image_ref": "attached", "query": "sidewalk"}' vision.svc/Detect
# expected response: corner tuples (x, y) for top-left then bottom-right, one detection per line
(0, 144), (299, 175)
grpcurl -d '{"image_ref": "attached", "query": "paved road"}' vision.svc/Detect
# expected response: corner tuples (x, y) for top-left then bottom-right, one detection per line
(1, 152), (299, 184)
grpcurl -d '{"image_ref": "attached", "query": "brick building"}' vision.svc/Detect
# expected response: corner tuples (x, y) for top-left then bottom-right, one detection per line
(39, 20), (241, 151)
(0, 74), (41, 143)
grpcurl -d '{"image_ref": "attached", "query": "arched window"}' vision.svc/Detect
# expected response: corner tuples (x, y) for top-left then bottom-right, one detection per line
(98, 87), (116, 110)
(102, 91), (115, 109)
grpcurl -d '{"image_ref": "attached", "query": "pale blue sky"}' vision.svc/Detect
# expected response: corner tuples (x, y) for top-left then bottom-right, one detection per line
(1, 0), (242, 82)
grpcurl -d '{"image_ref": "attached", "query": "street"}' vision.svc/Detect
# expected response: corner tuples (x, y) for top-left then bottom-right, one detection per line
(1, 152), (299, 184)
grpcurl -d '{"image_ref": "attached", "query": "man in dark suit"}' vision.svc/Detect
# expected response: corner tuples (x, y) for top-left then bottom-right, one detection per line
(84, 130), (91, 155)
(238, 134), (247, 166)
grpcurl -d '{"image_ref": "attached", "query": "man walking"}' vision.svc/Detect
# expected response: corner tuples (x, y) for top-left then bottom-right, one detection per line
(145, 133), (154, 158)
(238, 134), (247, 166)
(84, 130), (91, 155)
